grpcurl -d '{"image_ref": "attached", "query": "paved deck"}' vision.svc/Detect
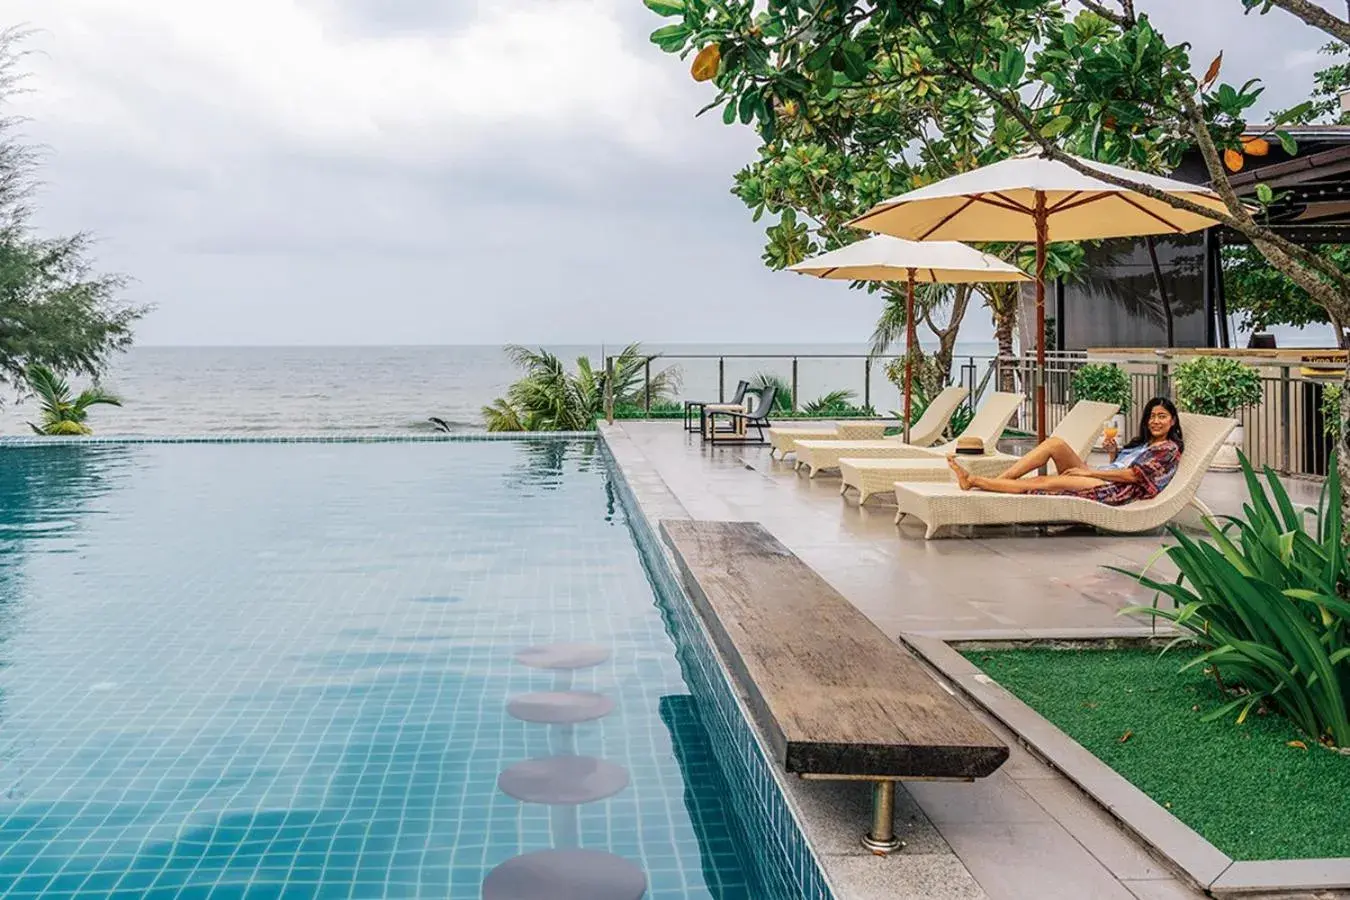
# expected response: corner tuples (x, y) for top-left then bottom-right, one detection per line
(606, 421), (1331, 900)
(620, 421), (1322, 640)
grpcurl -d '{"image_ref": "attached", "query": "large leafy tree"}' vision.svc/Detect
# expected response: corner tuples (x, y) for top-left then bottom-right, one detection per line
(0, 30), (144, 405)
(695, 2), (1062, 385)
(647, 0), (1350, 522)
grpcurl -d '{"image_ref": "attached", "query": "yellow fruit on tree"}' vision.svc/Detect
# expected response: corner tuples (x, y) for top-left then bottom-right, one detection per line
(691, 44), (721, 82)
(1241, 137), (1270, 156)
(1223, 148), (1244, 172)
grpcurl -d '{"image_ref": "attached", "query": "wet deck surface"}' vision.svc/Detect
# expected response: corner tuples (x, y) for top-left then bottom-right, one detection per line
(606, 422), (1329, 900)
(618, 421), (1322, 640)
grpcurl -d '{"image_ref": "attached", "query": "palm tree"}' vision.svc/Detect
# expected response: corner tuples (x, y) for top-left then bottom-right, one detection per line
(482, 344), (682, 432)
(24, 363), (121, 435)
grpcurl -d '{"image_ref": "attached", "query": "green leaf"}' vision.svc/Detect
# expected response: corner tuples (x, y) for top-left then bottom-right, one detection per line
(1275, 130), (1297, 155)
(738, 90), (757, 125)
(1275, 100), (1313, 125)
(840, 41), (868, 82)
(999, 46), (1026, 87)
(1255, 183), (1274, 205)
(722, 99), (737, 125)
(1041, 116), (1073, 138)
(649, 24), (691, 52)
(805, 43), (834, 73)
(642, 0), (685, 17)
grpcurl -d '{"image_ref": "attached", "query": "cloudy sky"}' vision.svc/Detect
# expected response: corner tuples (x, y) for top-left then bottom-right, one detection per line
(3, 0), (1342, 346)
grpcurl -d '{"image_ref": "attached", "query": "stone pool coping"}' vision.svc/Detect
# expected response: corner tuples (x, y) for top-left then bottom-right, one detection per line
(901, 633), (1350, 897)
(598, 424), (991, 900)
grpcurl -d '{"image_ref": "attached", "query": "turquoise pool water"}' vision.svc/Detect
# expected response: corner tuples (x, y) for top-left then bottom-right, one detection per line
(0, 440), (781, 899)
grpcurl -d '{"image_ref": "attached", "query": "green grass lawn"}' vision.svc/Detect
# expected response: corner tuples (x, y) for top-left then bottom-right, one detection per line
(964, 647), (1350, 861)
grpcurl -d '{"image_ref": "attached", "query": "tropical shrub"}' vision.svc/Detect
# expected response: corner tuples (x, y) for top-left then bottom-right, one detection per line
(23, 363), (121, 435)
(1173, 357), (1263, 418)
(1071, 364), (1132, 414)
(613, 400), (684, 420)
(800, 389), (874, 418)
(482, 344), (682, 432)
(749, 372), (793, 413)
(1117, 454), (1350, 748)
(1322, 384), (1344, 440)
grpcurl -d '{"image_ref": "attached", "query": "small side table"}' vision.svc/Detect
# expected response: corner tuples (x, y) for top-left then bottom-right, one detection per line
(700, 403), (748, 442)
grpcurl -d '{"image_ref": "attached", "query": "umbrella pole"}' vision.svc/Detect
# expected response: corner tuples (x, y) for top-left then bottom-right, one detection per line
(1034, 193), (1048, 445)
(904, 268), (916, 445)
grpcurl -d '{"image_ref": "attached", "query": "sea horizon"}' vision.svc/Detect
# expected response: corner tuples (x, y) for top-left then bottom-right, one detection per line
(0, 337), (1338, 437)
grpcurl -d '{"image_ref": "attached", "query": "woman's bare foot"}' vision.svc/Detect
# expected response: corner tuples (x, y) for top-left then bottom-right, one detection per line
(947, 454), (973, 490)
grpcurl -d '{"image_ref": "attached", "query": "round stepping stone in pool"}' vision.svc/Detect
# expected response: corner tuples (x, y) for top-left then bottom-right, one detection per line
(482, 849), (646, 900)
(514, 643), (610, 671)
(498, 755), (629, 805)
(507, 691), (615, 725)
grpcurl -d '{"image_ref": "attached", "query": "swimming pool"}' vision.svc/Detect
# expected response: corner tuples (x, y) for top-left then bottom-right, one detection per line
(0, 438), (800, 899)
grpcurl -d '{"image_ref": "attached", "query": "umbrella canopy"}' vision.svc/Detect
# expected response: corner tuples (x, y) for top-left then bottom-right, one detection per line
(790, 236), (1029, 441)
(848, 151), (1229, 241)
(789, 235), (1031, 283)
(847, 151), (1228, 441)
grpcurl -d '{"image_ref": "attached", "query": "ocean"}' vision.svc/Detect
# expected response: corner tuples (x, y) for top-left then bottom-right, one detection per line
(0, 343), (1001, 436)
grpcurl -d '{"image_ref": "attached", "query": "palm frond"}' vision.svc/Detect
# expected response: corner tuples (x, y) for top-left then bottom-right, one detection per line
(72, 387), (121, 412)
(481, 397), (526, 432)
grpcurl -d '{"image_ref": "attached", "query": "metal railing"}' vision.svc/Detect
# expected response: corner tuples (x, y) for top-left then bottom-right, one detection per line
(610, 350), (1339, 480)
(606, 352), (1008, 419)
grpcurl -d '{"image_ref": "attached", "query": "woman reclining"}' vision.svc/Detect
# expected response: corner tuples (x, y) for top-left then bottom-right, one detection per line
(946, 397), (1183, 506)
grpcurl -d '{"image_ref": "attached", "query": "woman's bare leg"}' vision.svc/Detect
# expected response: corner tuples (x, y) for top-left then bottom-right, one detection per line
(996, 437), (1085, 480)
(967, 473), (1109, 495)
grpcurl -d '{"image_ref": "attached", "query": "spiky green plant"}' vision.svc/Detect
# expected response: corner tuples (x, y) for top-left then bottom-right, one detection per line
(482, 344), (682, 432)
(749, 372), (793, 413)
(800, 389), (873, 418)
(24, 363), (121, 436)
(1115, 453), (1350, 747)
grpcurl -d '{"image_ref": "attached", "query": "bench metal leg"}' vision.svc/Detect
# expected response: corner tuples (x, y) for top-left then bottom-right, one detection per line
(861, 781), (905, 855)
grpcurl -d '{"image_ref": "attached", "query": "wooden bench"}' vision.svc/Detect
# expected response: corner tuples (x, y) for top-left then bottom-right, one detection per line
(660, 520), (1008, 853)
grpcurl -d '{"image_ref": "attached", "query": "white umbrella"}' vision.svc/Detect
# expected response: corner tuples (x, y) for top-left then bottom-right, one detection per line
(790, 235), (1029, 441)
(848, 151), (1228, 440)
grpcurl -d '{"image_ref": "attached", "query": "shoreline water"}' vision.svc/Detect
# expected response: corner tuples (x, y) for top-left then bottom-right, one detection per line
(0, 343), (996, 436)
(0, 339), (1334, 436)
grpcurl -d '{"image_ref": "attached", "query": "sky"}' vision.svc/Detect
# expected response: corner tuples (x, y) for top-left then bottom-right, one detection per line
(2, 0), (1345, 347)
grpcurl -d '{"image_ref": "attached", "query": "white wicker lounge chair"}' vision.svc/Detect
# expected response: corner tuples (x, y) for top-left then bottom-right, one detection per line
(838, 400), (1119, 504)
(794, 391), (1022, 478)
(892, 412), (1235, 539)
(767, 386), (968, 459)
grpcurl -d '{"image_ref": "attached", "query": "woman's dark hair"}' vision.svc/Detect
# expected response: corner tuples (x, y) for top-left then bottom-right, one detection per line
(1125, 396), (1184, 452)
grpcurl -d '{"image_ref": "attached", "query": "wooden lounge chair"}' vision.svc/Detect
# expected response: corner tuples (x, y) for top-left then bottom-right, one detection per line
(794, 391), (1022, 478)
(685, 380), (750, 432)
(703, 386), (778, 445)
(838, 399), (1119, 505)
(767, 385), (968, 459)
(892, 412), (1235, 538)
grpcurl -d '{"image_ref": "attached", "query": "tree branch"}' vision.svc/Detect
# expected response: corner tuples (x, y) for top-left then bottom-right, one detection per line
(1077, 0), (1133, 26)
(1260, 0), (1350, 45)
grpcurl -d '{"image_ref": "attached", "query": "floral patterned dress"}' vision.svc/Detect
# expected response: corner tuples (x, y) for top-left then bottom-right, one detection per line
(1032, 440), (1181, 506)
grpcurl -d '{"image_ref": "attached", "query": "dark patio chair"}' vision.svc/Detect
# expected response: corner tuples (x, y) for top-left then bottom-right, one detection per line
(684, 380), (750, 432)
(703, 386), (777, 445)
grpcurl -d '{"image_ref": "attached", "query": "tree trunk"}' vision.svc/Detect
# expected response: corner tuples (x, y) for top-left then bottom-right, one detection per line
(1340, 363), (1350, 560)
(1332, 310), (1350, 350)
(992, 286), (1017, 388)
